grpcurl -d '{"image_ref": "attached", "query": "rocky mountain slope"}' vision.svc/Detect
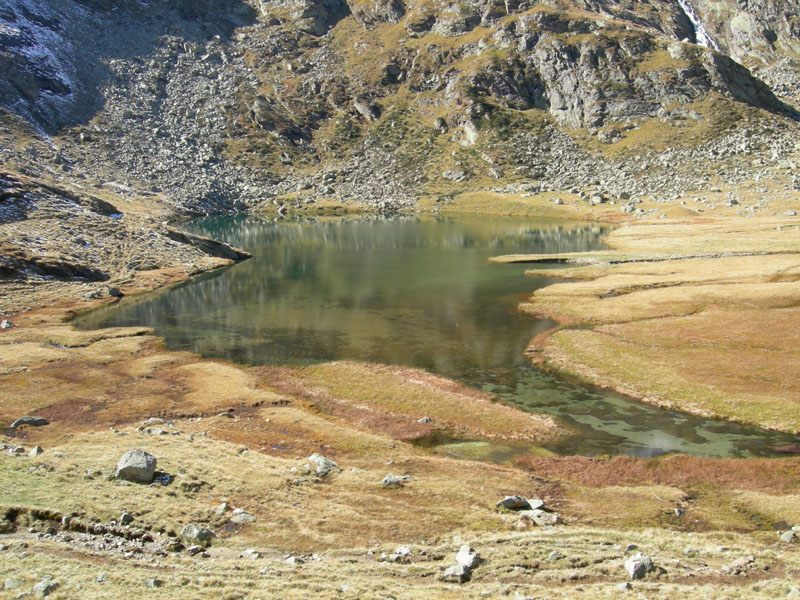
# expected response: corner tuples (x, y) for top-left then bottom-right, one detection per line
(2, 0), (800, 310)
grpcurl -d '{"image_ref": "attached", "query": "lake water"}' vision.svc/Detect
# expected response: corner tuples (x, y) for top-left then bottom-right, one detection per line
(76, 215), (800, 459)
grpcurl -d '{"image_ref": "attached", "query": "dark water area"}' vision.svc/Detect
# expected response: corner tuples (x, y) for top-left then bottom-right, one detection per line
(76, 215), (800, 460)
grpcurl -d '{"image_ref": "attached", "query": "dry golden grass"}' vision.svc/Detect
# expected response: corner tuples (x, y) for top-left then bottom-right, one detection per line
(262, 361), (562, 443)
(517, 217), (800, 432)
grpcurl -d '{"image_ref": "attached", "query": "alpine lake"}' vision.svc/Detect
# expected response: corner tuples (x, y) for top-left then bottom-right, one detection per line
(75, 214), (800, 462)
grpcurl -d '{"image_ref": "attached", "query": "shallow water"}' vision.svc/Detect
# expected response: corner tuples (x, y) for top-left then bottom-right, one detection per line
(76, 214), (800, 460)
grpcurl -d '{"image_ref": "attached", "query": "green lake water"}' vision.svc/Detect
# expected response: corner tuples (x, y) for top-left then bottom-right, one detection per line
(75, 214), (800, 460)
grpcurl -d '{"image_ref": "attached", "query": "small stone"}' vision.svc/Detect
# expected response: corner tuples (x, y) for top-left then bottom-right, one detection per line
(618, 581), (632, 591)
(547, 550), (562, 561)
(96, 573), (107, 583)
(241, 548), (261, 560)
(1, 319), (14, 329)
(625, 544), (638, 552)
(10, 416), (49, 429)
(215, 502), (230, 514)
(29, 446), (44, 457)
(416, 417), (432, 423)
(144, 578), (162, 588)
(119, 512), (134, 526)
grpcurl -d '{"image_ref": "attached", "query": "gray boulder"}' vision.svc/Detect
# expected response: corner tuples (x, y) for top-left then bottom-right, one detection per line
(307, 453), (340, 477)
(4, 577), (24, 590)
(442, 169), (469, 182)
(180, 524), (216, 547)
(10, 416), (49, 429)
(230, 509), (256, 524)
(624, 552), (655, 580)
(780, 530), (797, 544)
(496, 495), (532, 510)
(455, 545), (483, 570)
(521, 508), (561, 527)
(440, 563), (471, 583)
(115, 450), (157, 483)
(381, 474), (412, 488)
(33, 579), (58, 598)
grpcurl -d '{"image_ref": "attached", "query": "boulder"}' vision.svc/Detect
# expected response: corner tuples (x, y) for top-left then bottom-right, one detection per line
(0, 319), (14, 329)
(230, 509), (256, 524)
(10, 416), (49, 429)
(29, 446), (44, 457)
(4, 578), (24, 590)
(180, 524), (216, 547)
(496, 495), (532, 510)
(522, 508), (561, 527)
(307, 453), (340, 477)
(780, 530), (797, 544)
(381, 474), (412, 488)
(388, 545), (411, 562)
(442, 169), (469, 182)
(33, 579), (58, 598)
(455, 545), (483, 570)
(115, 450), (157, 483)
(624, 552), (655, 580)
(440, 563), (471, 583)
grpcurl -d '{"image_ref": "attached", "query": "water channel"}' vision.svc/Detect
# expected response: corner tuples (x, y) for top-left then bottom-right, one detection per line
(76, 214), (800, 460)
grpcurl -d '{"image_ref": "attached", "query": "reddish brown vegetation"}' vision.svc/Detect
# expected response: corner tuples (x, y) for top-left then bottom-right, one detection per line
(515, 455), (800, 494)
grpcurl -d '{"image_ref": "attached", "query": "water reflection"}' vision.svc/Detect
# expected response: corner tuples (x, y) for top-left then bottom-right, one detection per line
(76, 215), (800, 459)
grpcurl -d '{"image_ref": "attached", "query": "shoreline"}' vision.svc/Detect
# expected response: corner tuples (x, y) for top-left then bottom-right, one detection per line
(500, 216), (800, 437)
